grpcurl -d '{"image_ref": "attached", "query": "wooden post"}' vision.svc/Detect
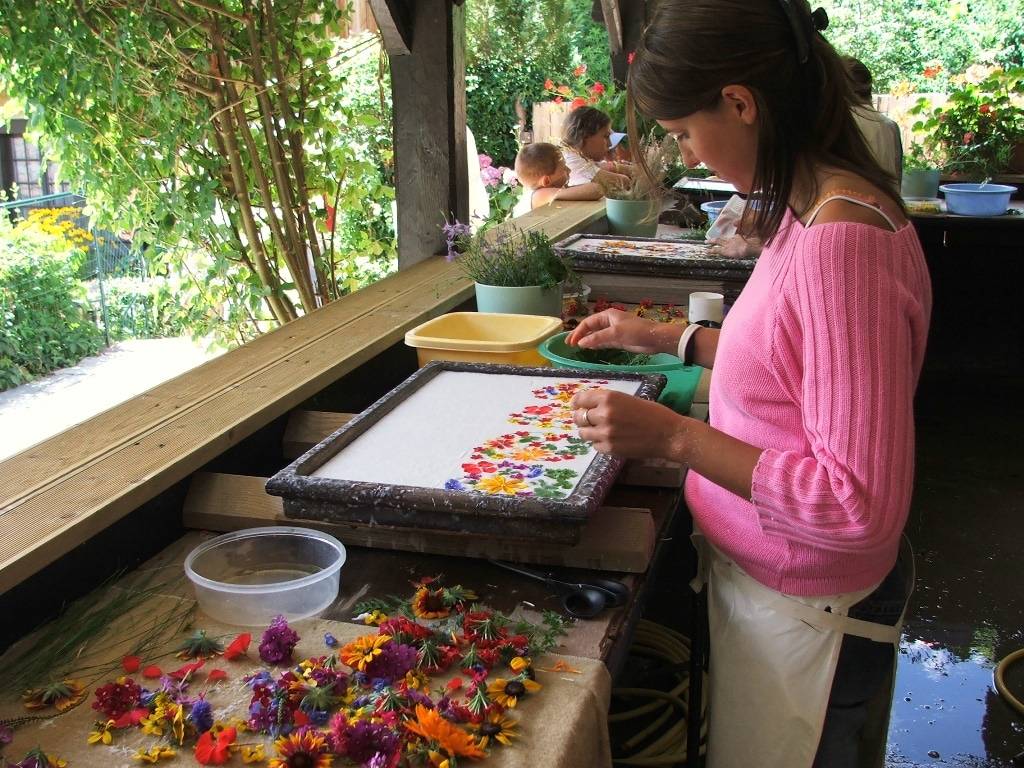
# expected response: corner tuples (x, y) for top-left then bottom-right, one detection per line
(604, 0), (645, 86)
(387, 0), (468, 269)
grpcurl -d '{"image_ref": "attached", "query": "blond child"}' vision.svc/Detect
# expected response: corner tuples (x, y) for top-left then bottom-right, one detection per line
(511, 143), (604, 217)
(560, 106), (632, 187)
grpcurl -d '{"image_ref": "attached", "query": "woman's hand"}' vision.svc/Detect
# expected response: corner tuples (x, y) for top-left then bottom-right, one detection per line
(708, 233), (762, 259)
(566, 309), (681, 355)
(570, 388), (692, 460)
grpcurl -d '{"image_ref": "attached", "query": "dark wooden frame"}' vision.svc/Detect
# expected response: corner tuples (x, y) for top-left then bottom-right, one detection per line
(554, 233), (757, 281)
(265, 361), (666, 542)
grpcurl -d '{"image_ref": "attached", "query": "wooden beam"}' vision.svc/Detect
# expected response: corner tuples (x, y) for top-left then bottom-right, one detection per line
(183, 472), (657, 572)
(600, 0), (624, 53)
(390, 0), (468, 268)
(609, 0), (646, 86)
(367, 0), (411, 56)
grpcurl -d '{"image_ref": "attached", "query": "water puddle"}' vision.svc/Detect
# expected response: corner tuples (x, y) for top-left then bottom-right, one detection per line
(887, 630), (1024, 766)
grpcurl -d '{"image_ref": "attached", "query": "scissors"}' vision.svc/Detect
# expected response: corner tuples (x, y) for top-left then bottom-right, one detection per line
(488, 559), (631, 619)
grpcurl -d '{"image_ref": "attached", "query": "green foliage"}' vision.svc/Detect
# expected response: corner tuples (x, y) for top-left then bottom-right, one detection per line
(908, 66), (1024, 178)
(466, 0), (609, 165)
(0, 3), (395, 345)
(824, 0), (1024, 92)
(99, 277), (207, 343)
(0, 212), (103, 390)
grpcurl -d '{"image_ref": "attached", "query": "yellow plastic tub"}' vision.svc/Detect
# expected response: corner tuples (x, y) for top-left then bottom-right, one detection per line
(404, 312), (564, 367)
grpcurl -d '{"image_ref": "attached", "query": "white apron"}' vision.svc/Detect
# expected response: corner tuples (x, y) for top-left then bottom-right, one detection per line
(694, 536), (910, 768)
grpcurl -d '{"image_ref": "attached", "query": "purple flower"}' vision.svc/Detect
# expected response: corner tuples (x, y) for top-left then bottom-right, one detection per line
(444, 479), (465, 490)
(189, 696), (214, 733)
(324, 632), (338, 648)
(367, 753), (389, 768)
(259, 615), (300, 664)
(442, 219), (472, 262)
(245, 670), (273, 689)
(363, 642), (419, 684)
(478, 153), (493, 169)
(0, 725), (12, 747)
(527, 465), (544, 478)
(334, 719), (400, 765)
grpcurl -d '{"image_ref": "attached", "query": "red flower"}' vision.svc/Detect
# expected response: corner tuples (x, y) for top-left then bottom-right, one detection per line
(121, 655), (141, 673)
(554, 96), (563, 104)
(446, 677), (465, 693)
(544, 78), (554, 90)
(194, 726), (236, 765)
(142, 665), (162, 679)
(169, 659), (205, 680)
(207, 669), (228, 682)
(591, 81), (606, 95)
(627, 51), (636, 65)
(111, 708), (150, 728)
(573, 64), (587, 77)
(963, 131), (975, 144)
(223, 632), (251, 661)
(979, 103), (992, 114)
(571, 97), (587, 109)
(923, 64), (942, 79)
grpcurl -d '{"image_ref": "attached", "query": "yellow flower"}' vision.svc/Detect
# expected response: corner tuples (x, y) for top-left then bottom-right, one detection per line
(412, 586), (451, 620)
(87, 719), (115, 745)
(239, 744), (266, 763)
(474, 710), (519, 748)
(268, 729), (333, 768)
(140, 713), (166, 736)
(509, 656), (532, 673)
(22, 679), (88, 712)
(487, 676), (542, 708)
(475, 475), (528, 495)
(404, 668), (429, 691)
(511, 447), (548, 461)
(340, 634), (391, 672)
(168, 701), (186, 744)
(363, 609), (388, 626)
(133, 745), (176, 763)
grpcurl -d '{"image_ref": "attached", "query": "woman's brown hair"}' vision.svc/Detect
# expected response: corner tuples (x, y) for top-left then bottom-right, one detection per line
(562, 106), (612, 150)
(627, 0), (902, 242)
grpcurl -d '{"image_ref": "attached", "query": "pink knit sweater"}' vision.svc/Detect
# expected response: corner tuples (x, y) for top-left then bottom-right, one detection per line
(684, 208), (932, 596)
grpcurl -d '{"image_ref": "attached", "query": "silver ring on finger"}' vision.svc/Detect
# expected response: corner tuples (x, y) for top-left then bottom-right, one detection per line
(583, 408), (593, 427)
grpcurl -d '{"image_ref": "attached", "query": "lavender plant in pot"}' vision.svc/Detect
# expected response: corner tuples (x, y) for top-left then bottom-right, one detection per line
(444, 221), (579, 317)
(604, 134), (677, 237)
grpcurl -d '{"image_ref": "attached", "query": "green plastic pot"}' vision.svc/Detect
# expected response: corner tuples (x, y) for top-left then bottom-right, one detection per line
(538, 331), (703, 414)
(606, 198), (659, 237)
(901, 168), (940, 199)
(474, 283), (562, 317)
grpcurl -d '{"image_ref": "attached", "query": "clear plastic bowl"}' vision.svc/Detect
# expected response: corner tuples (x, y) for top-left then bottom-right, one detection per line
(184, 527), (346, 626)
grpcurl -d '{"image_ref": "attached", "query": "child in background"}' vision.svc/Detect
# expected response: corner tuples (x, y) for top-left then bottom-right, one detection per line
(511, 143), (604, 218)
(561, 106), (632, 187)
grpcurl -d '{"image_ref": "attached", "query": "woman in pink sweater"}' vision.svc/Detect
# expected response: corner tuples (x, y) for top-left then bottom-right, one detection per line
(568, 2), (931, 766)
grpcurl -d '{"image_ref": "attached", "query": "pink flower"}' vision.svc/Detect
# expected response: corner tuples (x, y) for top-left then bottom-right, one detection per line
(591, 81), (606, 95)
(478, 153), (493, 169)
(554, 96), (563, 104)
(627, 51), (636, 65)
(573, 64), (587, 77)
(963, 131), (975, 144)
(502, 168), (518, 186)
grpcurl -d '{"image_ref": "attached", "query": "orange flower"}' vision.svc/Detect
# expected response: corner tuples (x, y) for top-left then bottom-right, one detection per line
(923, 63), (943, 79)
(22, 679), (87, 713)
(571, 97), (587, 110)
(405, 704), (486, 759)
(573, 64), (587, 77)
(544, 78), (554, 90)
(557, 84), (571, 96)
(340, 634), (391, 671)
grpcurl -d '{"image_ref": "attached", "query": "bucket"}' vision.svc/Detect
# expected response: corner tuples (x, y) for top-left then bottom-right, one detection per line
(474, 283), (562, 316)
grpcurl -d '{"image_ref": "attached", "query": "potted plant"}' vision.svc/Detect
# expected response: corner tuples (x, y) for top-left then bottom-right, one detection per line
(901, 142), (942, 199)
(444, 221), (579, 316)
(909, 65), (1024, 181)
(604, 135), (678, 237)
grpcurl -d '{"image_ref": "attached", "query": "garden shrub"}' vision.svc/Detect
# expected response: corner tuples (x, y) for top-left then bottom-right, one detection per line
(0, 209), (104, 390)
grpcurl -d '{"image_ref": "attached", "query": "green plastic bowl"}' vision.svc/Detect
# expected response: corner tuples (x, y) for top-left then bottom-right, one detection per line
(538, 332), (703, 414)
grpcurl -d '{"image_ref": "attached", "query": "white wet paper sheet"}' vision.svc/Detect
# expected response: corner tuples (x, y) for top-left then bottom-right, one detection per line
(312, 371), (641, 495)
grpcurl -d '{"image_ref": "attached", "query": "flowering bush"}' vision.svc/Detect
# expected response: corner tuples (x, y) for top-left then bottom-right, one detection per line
(909, 65), (1024, 178)
(543, 63), (609, 111)
(477, 154), (520, 224)
(444, 221), (577, 290)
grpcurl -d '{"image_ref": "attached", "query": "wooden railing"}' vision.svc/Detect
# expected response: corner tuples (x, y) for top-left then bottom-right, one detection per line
(0, 200), (607, 594)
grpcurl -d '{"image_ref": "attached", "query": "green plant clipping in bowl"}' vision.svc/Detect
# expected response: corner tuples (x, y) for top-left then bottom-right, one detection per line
(575, 347), (653, 366)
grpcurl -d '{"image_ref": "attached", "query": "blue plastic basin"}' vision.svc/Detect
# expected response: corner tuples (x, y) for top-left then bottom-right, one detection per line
(939, 183), (1016, 217)
(700, 200), (728, 223)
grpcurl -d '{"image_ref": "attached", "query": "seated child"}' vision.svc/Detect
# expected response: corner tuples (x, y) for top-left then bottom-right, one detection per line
(512, 142), (604, 217)
(560, 106), (632, 188)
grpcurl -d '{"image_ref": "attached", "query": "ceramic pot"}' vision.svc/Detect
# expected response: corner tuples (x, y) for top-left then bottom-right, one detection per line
(606, 198), (659, 237)
(901, 168), (941, 199)
(474, 283), (562, 317)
